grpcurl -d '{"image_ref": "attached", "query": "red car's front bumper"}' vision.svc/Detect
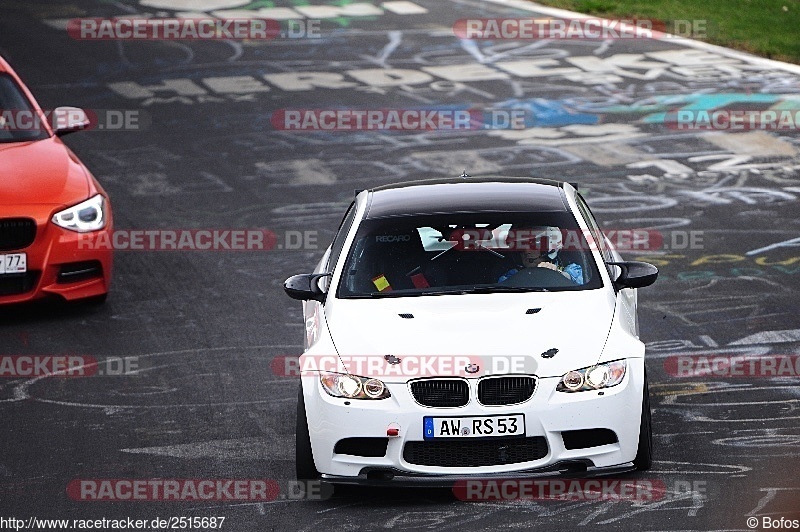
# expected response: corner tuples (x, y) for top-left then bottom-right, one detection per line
(0, 204), (113, 304)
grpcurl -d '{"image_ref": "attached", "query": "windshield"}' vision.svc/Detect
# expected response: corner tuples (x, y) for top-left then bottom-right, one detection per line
(0, 74), (49, 143)
(337, 211), (603, 298)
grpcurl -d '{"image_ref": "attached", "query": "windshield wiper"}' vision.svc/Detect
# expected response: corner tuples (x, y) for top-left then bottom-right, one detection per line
(354, 285), (550, 298)
(469, 285), (550, 293)
(418, 288), (474, 296)
(418, 286), (549, 295)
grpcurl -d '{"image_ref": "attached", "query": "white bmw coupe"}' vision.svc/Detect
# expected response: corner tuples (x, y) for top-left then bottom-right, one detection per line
(285, 177), (658, 486)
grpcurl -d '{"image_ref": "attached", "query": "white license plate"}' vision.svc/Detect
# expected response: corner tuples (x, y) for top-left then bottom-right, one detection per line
(424, 414), (525, 439)
(0, 253), (26, 275)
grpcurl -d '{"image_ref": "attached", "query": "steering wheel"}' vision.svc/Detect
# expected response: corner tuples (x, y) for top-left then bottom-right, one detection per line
(498, 265), (577, 288)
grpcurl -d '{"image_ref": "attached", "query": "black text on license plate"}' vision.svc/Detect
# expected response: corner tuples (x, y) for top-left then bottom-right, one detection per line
(423, 414), (525, 438)
(0, 253), (26, 275)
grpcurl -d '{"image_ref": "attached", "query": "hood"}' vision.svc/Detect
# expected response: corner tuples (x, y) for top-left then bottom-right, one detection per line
(325, 289), (616, 382)
(0, 137), (89, 207)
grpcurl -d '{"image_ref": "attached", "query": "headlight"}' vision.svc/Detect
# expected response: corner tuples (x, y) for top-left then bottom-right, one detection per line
(556, 360), (626, 392)
(52, 194), (107, 232)
(320, 373), (391, 400)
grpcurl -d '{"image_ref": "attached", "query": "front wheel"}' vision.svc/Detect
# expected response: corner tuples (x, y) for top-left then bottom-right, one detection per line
(296, 385), (320, 481)
(633, 373), (653, 471)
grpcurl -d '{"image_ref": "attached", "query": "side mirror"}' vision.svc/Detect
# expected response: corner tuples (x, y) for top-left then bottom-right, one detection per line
(607, 261), (658, 290)
(53, 107), (91, 136)
(284, 273), (330, 302)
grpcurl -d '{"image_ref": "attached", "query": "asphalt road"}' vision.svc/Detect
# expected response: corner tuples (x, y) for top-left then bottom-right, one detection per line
(1, 0), (799, 530)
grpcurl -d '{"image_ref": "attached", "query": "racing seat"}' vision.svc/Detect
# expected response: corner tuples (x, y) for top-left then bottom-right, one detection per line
(423, 228), (509, 287)
(351, 229), (428, 293)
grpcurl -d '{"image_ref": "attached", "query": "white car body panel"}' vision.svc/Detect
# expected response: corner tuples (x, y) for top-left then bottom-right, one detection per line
(323, 289), (617, 381)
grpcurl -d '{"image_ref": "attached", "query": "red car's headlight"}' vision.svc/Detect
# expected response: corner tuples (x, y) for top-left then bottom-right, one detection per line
(52, 194), (107, 233)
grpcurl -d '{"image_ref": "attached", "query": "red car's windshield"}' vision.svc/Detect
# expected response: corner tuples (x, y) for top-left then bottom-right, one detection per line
(0, 73), (49, 143)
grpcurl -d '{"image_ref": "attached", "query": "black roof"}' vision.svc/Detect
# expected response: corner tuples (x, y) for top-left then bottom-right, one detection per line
(364, 176), (569, 219)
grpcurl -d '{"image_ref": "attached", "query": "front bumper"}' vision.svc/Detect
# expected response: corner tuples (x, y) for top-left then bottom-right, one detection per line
(321, 462), (636, 487)
(0, 211), (113, 305)
(302, 357), (646, 482)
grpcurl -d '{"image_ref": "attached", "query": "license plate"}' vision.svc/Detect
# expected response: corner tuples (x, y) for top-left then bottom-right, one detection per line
(424, 414), (525, 439)
(0, 253), (26, 275)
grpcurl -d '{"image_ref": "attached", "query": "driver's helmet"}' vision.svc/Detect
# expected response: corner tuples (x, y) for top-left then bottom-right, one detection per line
(542, 226), (563, 258)
(505, 226), (563, 258)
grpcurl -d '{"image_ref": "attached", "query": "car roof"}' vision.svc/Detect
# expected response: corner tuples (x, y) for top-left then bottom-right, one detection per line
(364, 176), (570, 219)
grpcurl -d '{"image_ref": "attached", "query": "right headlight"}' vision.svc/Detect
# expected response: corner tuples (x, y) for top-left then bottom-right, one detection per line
(320, 372), (391, 400)
(556, 359), (626, 392)
(52, 194), (107, 233)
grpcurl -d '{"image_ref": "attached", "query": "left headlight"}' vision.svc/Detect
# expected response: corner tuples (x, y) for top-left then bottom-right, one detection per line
(556, 359), (626, 392)
(320, 373), (391, 400)
(52, 194), (107, 233)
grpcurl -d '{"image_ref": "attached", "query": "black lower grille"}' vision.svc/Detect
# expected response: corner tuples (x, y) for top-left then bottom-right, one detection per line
(478, 376), (536, 405)
(410, 379), (469, 407)
(404, 437), (548, 467)
(334, 437), (388, 457)
(0, 271), (39, 296)
(0, 218), (36, 251)
(57, 261), (103, 284)
(562, 429), (618, 450)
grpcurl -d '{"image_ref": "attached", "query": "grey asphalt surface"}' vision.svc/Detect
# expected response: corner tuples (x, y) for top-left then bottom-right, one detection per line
(0, 0), (799, 530)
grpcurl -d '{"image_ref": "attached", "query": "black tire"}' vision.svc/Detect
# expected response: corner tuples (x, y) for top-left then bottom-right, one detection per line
(296, 385), (320, 481)
(633, 373), (653, 471)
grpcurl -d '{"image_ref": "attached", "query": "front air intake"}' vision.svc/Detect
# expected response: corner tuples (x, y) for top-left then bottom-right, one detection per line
(410, 379), (469, 407)
(0, 218), (36, 251)
(478, 376), (536, 406)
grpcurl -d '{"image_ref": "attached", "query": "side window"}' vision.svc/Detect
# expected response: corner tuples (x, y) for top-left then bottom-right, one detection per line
(575, 193), (614, 264)
(325, 202), (357, 274)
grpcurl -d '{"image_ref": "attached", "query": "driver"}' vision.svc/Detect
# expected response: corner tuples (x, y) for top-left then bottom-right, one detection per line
(498, 226), (584, 284)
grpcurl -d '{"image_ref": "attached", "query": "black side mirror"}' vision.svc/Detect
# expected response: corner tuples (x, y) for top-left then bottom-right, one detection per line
(284, 273), (330, 301)
(607, 261), (658, 290)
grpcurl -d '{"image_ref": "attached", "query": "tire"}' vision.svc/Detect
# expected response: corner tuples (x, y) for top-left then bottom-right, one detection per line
(633, 373), (653, 471)
(296, 385), (320, 481)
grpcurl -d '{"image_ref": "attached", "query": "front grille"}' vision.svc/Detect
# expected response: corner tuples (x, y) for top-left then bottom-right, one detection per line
(0, 218), (36, 251)
(0, 271), (39, 296)
(410, 379), (469, 407)
(404, 436), (548, 467)
(478, 376), (536, 405)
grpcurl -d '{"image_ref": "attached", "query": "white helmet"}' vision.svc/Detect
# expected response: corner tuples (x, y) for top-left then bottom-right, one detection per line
(505, 226), (563, 257)
(543, 226), (563, 258)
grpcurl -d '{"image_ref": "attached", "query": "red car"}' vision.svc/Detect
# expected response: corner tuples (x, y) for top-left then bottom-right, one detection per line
(0, 55), (112, 304)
